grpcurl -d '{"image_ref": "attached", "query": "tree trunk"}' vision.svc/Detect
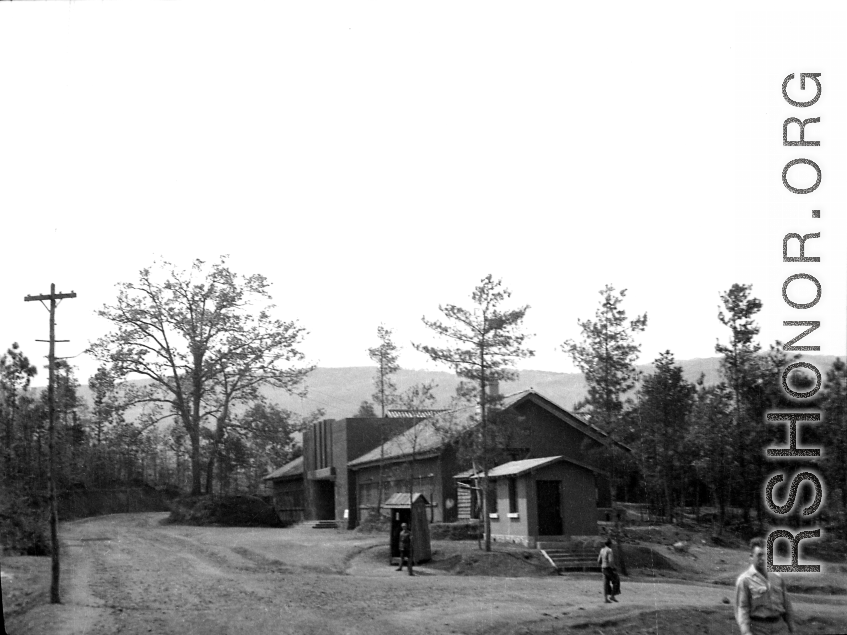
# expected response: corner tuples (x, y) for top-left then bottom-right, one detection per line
(664, 473), (673, 524)
(205, 446), (217, 496)
(190, 429), (202, 496)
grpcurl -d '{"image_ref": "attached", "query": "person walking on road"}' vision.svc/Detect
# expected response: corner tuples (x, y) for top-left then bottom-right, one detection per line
(735, 537), (796, 635)
(598, 538), (619, 603)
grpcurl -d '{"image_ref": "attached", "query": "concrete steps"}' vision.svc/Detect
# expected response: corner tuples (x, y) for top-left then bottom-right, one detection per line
(539, 543), (601, 573)
(311, 520), (339, 529)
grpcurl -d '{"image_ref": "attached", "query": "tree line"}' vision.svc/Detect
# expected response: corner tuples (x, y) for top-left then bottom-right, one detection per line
(359, 280), (846, 543)
(1, 258), (321, 548)
(3, 258), (845, 550)
(565, 283), (844, 539)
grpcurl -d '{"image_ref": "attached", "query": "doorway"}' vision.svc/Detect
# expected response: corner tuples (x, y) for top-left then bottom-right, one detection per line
(536, 480), (563, 536)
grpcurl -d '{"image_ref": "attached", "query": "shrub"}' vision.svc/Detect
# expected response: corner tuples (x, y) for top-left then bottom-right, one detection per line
(166, 495), (281, 527)
(0, 485), (51, 556)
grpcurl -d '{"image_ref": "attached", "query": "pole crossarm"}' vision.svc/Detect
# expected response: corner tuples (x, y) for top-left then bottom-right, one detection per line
(24, 291), (77, 302)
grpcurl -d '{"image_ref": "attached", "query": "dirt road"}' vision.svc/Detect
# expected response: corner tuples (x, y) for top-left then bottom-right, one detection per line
(4, 513), (846, 635)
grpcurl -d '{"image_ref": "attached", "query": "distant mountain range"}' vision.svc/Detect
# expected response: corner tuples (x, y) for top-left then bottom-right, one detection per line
(69, 355), (841, 421)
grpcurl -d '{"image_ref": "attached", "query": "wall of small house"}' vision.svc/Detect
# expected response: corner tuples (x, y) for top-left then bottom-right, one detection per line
(531, 462), (597, 537)
(489, 475), (532, 546)
(559, 463), (598, 536)
(353, 455), (444, 524)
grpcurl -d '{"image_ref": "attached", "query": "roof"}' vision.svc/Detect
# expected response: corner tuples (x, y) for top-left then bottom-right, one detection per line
(347, 405), (477, 468)
(384, 492), (430, 507)
(348, 388), (630, 470)
(386, 409), (447, 418)
(262, 455), (303, 481)
(454, 455), (599, 478)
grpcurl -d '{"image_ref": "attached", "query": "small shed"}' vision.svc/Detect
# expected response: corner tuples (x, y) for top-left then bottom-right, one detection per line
(384, 493), (432, 565)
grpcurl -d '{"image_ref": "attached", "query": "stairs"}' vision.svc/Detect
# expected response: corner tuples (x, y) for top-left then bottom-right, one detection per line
(538, 542), (601, 573)
(311, 520), (339, 529)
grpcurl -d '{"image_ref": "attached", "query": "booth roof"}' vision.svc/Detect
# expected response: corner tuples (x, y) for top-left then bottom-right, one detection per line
(383, 492), (430, 508)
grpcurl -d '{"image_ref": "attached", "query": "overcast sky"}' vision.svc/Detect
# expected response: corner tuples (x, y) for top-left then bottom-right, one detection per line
(2, 2), (845, 386)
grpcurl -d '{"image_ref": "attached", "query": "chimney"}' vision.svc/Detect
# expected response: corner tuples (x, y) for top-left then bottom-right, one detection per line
(487, 379), (500, 399)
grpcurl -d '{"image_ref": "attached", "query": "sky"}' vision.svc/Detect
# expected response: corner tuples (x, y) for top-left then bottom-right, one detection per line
(1, 2), (846, 387)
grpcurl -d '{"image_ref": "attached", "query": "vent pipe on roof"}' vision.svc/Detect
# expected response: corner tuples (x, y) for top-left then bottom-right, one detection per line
(488, 379), (499, 399)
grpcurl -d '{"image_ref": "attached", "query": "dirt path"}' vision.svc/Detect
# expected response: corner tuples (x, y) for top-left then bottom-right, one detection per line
(4, 513), (846, 635)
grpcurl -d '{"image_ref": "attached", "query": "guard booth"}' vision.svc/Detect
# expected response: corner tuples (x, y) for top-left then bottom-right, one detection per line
(385, 492), (432, 565)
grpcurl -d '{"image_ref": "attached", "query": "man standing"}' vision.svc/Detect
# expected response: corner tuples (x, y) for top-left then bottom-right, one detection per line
(735, 537), (796, 635)
(396, 523), (412, 573)
(598, 538), (619, 603)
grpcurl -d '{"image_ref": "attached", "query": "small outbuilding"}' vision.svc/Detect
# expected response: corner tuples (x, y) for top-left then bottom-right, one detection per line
(457, 455), (600, 548)
(384, 492), (432, 565)
(262, 456), (305, 525)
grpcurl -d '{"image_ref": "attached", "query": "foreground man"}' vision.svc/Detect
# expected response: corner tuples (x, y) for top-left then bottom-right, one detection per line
(735, 537), (796, 635)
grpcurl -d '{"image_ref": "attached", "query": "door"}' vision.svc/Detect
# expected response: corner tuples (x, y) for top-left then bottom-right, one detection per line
(536, 480), (563, 536)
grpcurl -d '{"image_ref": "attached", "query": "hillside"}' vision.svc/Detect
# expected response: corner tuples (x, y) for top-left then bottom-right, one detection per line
(69, 355), (840, 421)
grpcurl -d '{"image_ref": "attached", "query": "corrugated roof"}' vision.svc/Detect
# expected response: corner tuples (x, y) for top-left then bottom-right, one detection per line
(262, 455), (303, 481)
(386, 409), (447, 419)
(453, 453), (601, 478)
(346, 417), (451, 467)
(347, 399), (486, 468)
(484, 456), (563, 477)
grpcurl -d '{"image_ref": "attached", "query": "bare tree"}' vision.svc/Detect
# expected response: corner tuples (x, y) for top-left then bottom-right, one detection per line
(89, 257), (313, 495)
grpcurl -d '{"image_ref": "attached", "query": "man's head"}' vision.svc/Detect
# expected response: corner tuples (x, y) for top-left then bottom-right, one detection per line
(401, 523), (407, 530)
(604, 538), (612, 547)
(749, 537), (767, 576)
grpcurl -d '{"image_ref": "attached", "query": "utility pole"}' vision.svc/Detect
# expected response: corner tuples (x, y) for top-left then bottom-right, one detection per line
(25, 283), (76, 604)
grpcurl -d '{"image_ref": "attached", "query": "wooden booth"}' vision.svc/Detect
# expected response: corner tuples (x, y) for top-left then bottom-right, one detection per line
(385, 493), (432, 565)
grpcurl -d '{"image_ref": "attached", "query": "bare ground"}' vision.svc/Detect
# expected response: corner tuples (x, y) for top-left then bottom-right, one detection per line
(3, 513), (846, 635)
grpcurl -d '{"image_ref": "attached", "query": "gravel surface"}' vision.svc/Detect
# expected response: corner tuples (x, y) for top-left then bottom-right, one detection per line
(3, 513), (846, 635)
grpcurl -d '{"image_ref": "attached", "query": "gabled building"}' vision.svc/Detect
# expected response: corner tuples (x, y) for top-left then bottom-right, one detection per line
(348, 388), (624, 525)
(264, 388), (626, 531)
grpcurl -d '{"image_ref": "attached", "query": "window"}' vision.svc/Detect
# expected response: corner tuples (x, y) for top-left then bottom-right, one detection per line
(508, 477), (518, 514)
(488, 480), (498, 515)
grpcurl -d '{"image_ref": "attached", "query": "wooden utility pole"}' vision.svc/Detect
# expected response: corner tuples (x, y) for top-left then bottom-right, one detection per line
(25, 283), (76, 604)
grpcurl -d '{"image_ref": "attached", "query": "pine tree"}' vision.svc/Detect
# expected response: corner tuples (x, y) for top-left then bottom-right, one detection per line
(636, 351), (693, 523)
(415, 274), (533, 552)
(562, 285), (647, 434)
(562, 284), (646, 507)
(715, 283), (762, 528)
(368, 325), (400, 515)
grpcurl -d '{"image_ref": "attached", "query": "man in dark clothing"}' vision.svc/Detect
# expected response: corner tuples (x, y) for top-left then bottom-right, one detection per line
(598, 538), (620, 603)
(397, 523), (412, 572)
